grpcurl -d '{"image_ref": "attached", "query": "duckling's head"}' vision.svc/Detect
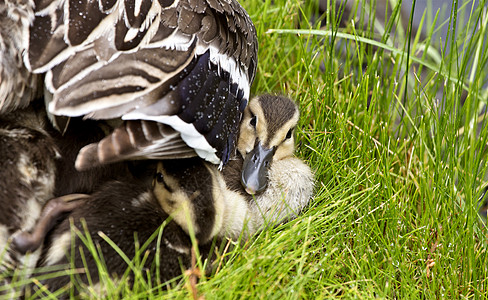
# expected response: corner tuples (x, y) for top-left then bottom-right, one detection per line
(152, 158), (220, 244)
(237, 95), (299, 195)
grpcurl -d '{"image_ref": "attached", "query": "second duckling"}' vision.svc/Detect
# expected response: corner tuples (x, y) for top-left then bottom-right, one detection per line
(31, 158), (220, 295)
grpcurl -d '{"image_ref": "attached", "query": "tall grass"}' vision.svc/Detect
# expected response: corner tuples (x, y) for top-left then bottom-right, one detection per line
(10, 0), (488, 298)
(192, 0), (488, 297)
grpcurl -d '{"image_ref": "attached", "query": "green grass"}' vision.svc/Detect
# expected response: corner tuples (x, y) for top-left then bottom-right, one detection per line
(193, 0), (488, 297)
(8, 0), (488, 298)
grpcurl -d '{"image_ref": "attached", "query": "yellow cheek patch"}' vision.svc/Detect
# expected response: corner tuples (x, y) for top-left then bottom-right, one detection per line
(274, 140), (295, 161)
(154, 186), (200, 238)
(238, 97), (268, 156)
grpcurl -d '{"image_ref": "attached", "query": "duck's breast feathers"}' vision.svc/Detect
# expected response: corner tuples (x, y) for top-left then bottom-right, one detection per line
(26, 0), (257, 164)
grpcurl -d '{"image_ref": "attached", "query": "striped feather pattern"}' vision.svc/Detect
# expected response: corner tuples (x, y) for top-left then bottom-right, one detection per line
(25, 0), (257, 167)
(75, 120), (196, 170)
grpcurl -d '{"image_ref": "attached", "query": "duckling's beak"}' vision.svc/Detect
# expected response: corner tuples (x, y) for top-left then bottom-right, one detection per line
(241, 142), (275, 195)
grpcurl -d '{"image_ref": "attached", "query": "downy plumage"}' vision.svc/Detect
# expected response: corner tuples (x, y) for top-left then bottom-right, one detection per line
(0, 105), (57, 297)
(0, 103), (140, 297)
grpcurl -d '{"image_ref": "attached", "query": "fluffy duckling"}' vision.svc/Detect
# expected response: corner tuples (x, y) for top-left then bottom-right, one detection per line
(221, 94), (314, 234)
(0, 105), (58, 295)
(32, 158), (218, 294)
(236, 94), (302, 195)
(0, 104), (137, 296)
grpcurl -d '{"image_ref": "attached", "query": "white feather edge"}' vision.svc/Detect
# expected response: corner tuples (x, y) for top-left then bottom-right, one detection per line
(122, 113), (220, 164)
(196, 43), (250, 101)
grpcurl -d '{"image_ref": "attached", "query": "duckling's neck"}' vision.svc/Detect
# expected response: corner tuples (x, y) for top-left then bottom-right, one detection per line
(221, 156), (249, 198)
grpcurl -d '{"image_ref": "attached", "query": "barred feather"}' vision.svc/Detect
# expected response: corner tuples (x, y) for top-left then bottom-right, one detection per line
(75, 120), (196, 170)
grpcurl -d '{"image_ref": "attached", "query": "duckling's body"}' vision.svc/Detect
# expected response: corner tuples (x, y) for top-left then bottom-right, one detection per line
(221, 155), (313, 238)
(0, 106), (57, 294)
(223, 94), (314, 234)
(33, 158), (217, 295)
(0, 104), (139, 296)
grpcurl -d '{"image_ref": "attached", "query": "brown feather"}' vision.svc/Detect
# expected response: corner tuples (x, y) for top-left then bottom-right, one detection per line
(75, 120), (197, 170)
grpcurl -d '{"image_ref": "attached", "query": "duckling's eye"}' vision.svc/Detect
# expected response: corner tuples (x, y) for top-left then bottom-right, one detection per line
(155, 172), (164, 183)
(285, 129), (293, 139)
(250, 115), (257, 128)
(155, 172), (173, 192)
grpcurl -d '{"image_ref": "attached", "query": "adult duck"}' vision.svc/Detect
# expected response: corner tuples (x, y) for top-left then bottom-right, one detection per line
(1, 0), (258, 170)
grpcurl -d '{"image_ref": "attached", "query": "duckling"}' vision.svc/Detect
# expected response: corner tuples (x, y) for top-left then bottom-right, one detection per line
(0, 105), (58, 294)
(235, 94), (304, 195)
(1, 0), (258, 170)
(32, 158), (218, 294)
(220, 94), (313, 234)
(0, 103), (138, 296)
(4, 118), (155, 262)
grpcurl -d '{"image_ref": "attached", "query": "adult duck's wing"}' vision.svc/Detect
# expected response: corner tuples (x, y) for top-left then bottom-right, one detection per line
(26, 0), (257, 168)
(74, 120), (197, 170)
